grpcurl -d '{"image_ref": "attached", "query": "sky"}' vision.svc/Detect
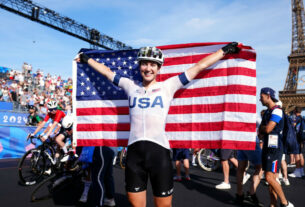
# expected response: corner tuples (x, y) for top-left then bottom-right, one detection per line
(0, 0), (294, 113)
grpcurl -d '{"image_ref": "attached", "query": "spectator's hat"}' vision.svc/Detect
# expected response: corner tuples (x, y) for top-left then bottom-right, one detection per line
(260, 87), (278, 102)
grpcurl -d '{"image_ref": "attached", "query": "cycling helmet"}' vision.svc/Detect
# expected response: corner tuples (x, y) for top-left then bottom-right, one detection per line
(47, 100), (58, 109)
(137, 46), (164, 65)
(62, 115), (73, 130)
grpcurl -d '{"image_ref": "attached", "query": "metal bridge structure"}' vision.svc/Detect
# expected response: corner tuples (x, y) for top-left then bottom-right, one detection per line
(0, 0), (132, 50)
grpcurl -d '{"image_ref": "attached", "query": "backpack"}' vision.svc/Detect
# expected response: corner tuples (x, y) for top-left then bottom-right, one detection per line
(271, 106), (299, 154)
(296, 116), (305, 142)
(282, 113), (299, 154)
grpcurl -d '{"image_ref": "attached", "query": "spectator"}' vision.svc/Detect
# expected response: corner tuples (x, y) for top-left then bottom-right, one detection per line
(289, 107), (305, 178)
(0, 63), (72, 115)
(26, 105), (42, 126)
(10, 80), (18, 90)
(258, 87), (294, 207)
(9, 69), (14, 80)
(173, 148), (191, 181)
(39, 76), (44, 91)
(91, 146), (116, 207)
(235, 114), (263, 206)
(0, 85), (3, 101)
(28, 77), (33, 91)
(22, 62), (31, 79)
(2, 86), (11, 102)
(19, 89), (29, 111)
(215, 149), (244, 190)
(18, 72), (25, 85)
(10, 88), (18, 110)
(28, 93), (36, 106)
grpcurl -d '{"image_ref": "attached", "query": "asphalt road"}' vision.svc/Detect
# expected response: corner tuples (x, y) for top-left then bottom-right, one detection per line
(0, 158), (304, 207)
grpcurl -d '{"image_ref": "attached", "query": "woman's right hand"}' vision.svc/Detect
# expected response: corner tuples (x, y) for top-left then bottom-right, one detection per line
(74, 52), (90, 64)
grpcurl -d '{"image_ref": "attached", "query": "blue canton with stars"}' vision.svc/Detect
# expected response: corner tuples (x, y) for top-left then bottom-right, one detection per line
(76, 49), (141, 101)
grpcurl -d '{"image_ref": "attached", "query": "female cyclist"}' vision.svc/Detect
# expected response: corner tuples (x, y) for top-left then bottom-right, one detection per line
(76, 42), (240, 207)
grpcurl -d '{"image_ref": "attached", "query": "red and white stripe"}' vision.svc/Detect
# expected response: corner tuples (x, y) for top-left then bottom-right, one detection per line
(74, 42), (257, 150)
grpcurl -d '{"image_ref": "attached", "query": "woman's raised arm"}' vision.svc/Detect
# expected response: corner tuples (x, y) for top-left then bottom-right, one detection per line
(186, 42), (240, 81)
(76, 53), (115, 81)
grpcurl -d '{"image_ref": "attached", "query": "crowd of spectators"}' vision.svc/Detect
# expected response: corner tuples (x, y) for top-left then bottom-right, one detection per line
(0, 62), (73, 115)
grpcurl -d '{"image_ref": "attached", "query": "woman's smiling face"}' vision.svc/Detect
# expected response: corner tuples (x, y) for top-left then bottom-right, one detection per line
(139, 60), (160, 84)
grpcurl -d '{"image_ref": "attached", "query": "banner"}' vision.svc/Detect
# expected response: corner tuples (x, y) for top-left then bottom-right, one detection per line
(0, 126), (42, 159)
(0, 102), (13, 110)
(0, 111), (28, 126)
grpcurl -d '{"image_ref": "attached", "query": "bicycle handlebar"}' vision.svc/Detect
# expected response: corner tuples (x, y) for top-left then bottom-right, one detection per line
(27, 136), (40, 145)
(27, 135), (49, 145)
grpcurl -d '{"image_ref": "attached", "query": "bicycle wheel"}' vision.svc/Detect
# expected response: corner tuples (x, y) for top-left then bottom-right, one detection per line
(42, 144), (58, 176)
(197, 149), (220, 171)
(18, 148), (46, 186)
(119, 147), (127, 169)
(31, 174), (56, 202)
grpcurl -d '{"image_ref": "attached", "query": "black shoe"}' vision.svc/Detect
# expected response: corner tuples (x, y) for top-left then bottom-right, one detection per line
(235, 193), (244, 205)
(245, 192), (264, 207)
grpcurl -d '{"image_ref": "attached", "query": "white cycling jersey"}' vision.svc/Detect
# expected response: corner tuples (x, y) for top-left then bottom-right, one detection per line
(112, 72), (190, 149)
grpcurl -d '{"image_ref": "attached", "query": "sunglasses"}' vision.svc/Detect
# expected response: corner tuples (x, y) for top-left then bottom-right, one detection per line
(48, 108), (57, 112)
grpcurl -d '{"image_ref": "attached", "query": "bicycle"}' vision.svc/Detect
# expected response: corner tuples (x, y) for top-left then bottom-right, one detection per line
(30, 151), (83, 202)
(18, 136), (61, 186)
(197, 149), (221, 171)
(197, 149), (249, 172)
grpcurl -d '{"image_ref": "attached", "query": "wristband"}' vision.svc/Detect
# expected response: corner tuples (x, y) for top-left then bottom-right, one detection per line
(80, 53), (90, 64)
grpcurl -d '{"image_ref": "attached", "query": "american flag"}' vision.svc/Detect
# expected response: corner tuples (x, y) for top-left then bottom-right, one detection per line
(73, 42), (256, 150)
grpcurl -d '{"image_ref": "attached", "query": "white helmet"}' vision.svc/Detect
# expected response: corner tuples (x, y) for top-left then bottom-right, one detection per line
(137, 46), (164, 65)
(47, 100), (58, 109)
(62, 115), (73, 130)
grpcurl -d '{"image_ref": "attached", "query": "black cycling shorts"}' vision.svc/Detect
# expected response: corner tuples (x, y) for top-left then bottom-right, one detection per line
(125, 141), (173, 197)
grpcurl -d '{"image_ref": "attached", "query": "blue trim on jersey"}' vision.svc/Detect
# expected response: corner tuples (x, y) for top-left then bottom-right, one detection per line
(178, 72), (189, 85)
(113, 74), (121, 86)
(270, 114), (282, 123)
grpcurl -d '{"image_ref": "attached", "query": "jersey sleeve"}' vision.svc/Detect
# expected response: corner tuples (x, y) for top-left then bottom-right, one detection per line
(163, 72), (190, 98)
(270, 108), (283, 123)
(112, 74), (136, 95)
(54, 111), (66, 123)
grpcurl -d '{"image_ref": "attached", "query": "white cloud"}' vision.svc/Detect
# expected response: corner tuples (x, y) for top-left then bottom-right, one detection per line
(185, 18), (216, 31)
